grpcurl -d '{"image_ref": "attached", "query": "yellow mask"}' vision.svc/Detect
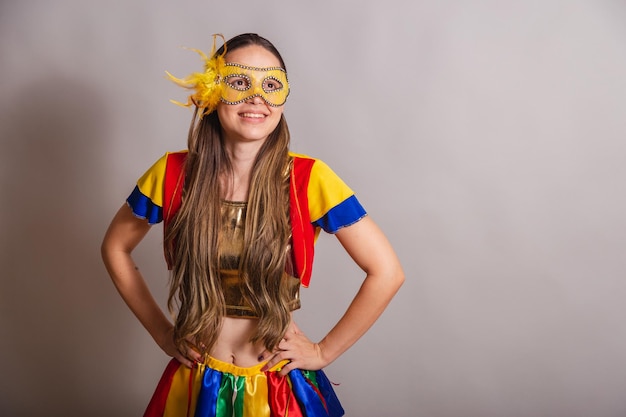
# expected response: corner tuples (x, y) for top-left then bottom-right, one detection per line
(220, 63), (290, 107)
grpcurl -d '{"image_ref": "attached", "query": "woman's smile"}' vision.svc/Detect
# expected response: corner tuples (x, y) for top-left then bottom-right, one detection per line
(239, 111), (267, 120)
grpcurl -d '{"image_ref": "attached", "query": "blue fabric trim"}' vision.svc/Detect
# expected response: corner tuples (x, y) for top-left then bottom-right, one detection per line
(315, 370), (345, 416)
(290, 370), (333, 417)
(195, 367), (222, 416)
(126, 186), (162, 224)
(312, 195), (367, 233)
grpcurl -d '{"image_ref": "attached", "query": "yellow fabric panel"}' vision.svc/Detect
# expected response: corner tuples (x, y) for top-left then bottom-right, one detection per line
(242, 373), (271, 417)
(136, 152), (170, 208)
(305, 157), (355, 223)
(163, 364), (203, 417)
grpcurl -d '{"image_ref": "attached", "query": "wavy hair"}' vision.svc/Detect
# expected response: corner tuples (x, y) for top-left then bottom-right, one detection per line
(164, 33), (293, 354)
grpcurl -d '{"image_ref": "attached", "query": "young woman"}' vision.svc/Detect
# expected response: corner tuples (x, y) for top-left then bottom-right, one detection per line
(101, 33), (404, 417)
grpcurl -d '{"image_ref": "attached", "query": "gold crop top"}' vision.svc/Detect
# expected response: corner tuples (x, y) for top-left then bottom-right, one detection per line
(219, 201), (301, 318)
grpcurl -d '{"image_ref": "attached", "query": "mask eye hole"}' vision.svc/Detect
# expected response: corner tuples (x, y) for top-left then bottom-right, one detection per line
(263, 77), (283, 92)
(224, 75), (251, 91)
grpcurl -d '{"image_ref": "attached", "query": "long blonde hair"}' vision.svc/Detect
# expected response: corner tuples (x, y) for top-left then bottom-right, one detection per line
(164, 34), (293, 354)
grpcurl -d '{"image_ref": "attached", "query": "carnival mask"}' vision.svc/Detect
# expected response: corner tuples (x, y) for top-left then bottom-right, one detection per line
(166, 34), (289, 117)
(220, 63), (289, 107)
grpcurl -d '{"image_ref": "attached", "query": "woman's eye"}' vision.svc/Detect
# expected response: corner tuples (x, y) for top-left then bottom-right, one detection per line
(263, 78), (283, 92)
(226, 76), (250, 90)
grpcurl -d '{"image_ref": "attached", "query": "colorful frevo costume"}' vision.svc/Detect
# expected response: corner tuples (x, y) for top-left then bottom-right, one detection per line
(126, 34), (366, 417)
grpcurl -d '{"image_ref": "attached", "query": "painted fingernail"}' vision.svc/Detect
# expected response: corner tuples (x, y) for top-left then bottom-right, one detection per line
(258, 355), (264, 361)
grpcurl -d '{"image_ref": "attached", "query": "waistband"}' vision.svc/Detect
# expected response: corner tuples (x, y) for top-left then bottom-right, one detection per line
(201, 355), (290, 377)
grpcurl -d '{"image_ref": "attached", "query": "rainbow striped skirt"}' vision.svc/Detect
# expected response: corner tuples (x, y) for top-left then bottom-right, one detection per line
(144, 357), (344, 417)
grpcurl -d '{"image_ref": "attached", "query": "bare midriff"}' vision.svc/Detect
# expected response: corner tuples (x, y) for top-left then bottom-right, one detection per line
(208, 316), (289, 367)
(209, 200), (297, 367)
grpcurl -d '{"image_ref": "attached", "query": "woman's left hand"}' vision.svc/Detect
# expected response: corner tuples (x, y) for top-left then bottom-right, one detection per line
(260, 321), (327, 376)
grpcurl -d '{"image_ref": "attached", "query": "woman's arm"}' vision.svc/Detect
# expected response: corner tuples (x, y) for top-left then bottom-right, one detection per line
(262, 216), (405, 374)
(101, 204), (201, 368)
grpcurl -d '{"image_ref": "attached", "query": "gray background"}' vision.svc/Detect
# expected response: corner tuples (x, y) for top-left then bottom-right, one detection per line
(2, 1), (626, 416)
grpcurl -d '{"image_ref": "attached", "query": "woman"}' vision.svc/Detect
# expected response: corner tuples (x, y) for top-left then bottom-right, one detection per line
(101, 33), (404, 417)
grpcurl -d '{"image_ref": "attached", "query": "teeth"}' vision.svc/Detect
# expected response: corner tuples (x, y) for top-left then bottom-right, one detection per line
(241, 113), (265, 118)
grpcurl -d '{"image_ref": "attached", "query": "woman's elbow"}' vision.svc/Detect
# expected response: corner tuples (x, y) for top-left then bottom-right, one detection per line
(389, 263), (405, 292)
(370, 260), (404, 295)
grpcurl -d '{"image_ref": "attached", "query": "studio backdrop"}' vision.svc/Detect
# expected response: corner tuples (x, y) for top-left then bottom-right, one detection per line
(1, 1), (626, 416)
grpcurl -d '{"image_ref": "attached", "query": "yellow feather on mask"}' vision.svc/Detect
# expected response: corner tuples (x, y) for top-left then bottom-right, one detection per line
(165, 34), (226, 118)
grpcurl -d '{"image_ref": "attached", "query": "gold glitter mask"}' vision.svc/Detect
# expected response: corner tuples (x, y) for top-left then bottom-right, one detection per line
(220, 63), (290, 107)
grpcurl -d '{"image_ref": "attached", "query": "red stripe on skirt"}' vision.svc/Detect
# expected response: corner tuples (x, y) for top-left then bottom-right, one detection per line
(267, 372), (304, 417)
(144, 359), (182, 417)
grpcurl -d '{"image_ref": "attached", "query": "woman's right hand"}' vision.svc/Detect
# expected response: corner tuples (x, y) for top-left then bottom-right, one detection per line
(157, 326), (203, 368)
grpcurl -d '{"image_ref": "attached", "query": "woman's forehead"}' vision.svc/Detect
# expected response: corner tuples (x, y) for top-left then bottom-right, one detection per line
(225, 45), (282, 69)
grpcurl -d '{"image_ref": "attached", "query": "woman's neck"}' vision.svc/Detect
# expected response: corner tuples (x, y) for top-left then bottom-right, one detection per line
(221, 140), (262, 202)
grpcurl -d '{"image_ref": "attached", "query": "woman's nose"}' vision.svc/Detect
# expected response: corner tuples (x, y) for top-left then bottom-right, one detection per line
(246, 95), (265, 105)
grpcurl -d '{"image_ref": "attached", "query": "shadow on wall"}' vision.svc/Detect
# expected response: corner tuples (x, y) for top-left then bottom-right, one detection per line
(0, 75), (134, 416)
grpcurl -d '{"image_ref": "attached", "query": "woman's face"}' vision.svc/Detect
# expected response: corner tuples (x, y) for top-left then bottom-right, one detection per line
(217, 45), (286, 145)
